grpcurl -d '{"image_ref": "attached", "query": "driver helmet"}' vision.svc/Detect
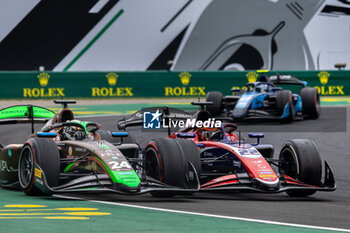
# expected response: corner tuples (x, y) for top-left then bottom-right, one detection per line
(61, 122), (86, 141)
(257, 83), (269, 92)
(198, 127), (221, 141)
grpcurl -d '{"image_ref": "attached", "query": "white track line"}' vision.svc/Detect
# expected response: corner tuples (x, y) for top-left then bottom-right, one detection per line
(54, 195), (350, 232)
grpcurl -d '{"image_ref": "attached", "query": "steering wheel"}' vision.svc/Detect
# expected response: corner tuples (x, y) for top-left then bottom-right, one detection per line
(224, 123), (237, 134)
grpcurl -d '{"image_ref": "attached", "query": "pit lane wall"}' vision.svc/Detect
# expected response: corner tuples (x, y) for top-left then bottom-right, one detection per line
(0, 70), (347, 99)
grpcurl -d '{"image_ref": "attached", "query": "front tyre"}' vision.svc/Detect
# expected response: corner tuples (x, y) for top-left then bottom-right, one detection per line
(18, 138), (60, 196)
(279, 139), (322, 197)
(144, 138), (200, 197)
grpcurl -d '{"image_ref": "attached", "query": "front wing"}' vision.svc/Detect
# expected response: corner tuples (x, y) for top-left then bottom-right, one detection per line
(200, 161), (336, 193)
(32, 161), (200, 196)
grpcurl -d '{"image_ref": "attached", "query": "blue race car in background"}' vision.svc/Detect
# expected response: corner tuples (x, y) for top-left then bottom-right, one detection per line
(206, 74), (320, 123)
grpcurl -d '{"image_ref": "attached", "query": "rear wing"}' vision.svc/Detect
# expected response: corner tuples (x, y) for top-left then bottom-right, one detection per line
(269, 74), (307, 87)
(0, 105), (56, 133)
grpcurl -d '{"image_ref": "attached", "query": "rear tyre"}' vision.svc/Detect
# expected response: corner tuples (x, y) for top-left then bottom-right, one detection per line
(276, 90), (294, 123)
(18, 138), (60, 196)
(279, 139), (322, 197)
(300, 87), (320, 119)
(144, 138), (200, 197)
(206, 91), (223, 117)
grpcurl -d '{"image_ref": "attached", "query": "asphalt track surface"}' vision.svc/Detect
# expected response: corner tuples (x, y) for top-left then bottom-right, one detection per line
(0, 106), (349, 231)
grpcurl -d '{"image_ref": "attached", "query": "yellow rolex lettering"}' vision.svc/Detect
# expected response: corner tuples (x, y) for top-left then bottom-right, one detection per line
(23, 88), (32, 97)
(32, 88), (40, 97)
(40, 88), (46, 97)
(314, 86), (344, 95)
(173, 87), (181, 96)
(91, 87), (133, 97)
(164, 86), (206, 96)
(48, 88), (55, 97)
(109, 87), (116, 96)
(124, 87), (133, 96)
(56, 88), (65, 96)
(181, 87), (187, 96)
(337, 86), (344, 95)
(190, 87), (197, 95)
(92, 88), (100, 96)
(329, 86), (336, 95)
(165, 87), (173, 96)
(321, 86), (328, 95)
(116, 88), (124, 96)
(197, 87), (206, 96)
(100, 88), (109, 97)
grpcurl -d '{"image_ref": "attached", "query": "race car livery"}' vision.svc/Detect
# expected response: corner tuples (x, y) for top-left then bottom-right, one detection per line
(206, 74), (320, 123)
(0, 100), (199, 196)
(118, 105), (335, 197)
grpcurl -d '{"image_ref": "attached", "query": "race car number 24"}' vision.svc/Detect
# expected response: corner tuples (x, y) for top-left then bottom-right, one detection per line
(108, 161), (132, 170)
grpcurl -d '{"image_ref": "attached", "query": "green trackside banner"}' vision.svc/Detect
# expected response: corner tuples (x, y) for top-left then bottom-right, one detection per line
(0, 70), (347, 99)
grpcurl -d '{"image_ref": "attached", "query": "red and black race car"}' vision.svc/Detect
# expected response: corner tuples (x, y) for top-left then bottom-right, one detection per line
(118, 104), (336, 197)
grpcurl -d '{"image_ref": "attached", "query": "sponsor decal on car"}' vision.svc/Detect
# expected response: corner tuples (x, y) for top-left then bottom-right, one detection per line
(68, 146), (73, 156)
(34, 168), (42, 179)
(259, 174), (276, 178)
(100, 149), (121, 158)
(259, 171), (273, 174)
(233, 160), (241, 168)
(232, 146), (261, 159)
(75, 147), (87, 152)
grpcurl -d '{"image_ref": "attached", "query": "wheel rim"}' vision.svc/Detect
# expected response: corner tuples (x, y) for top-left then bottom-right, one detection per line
(19, 146), (34, 188)
(144, 147), (161, 181)
(280, 148), (297, 179)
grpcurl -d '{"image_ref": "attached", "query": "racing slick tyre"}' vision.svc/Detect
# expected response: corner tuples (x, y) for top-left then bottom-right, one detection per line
(206, 91), (223, 117)
(279, 139), (322, 197)
(97, 130), (136, 144)
(18, 138), (60, 196)
(176, 139), (202, 175)
(276, 90), (294, 123)
(144, 138), (200, 197)
(300, 87), (320, 119)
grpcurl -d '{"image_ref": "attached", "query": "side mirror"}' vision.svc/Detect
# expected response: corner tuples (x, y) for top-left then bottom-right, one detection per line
(248, 132), (264, 146)
(111, 132), (128, 137)
(37, 132), (57, 138)
(176, 133), (196, 139)
(112, 132), (129, 144)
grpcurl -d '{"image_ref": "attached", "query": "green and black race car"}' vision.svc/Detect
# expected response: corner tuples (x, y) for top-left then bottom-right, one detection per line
(0, 100), (200, 196)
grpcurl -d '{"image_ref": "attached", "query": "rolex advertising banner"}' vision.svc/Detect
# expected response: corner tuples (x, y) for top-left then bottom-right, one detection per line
(0, 70), (347, 99)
